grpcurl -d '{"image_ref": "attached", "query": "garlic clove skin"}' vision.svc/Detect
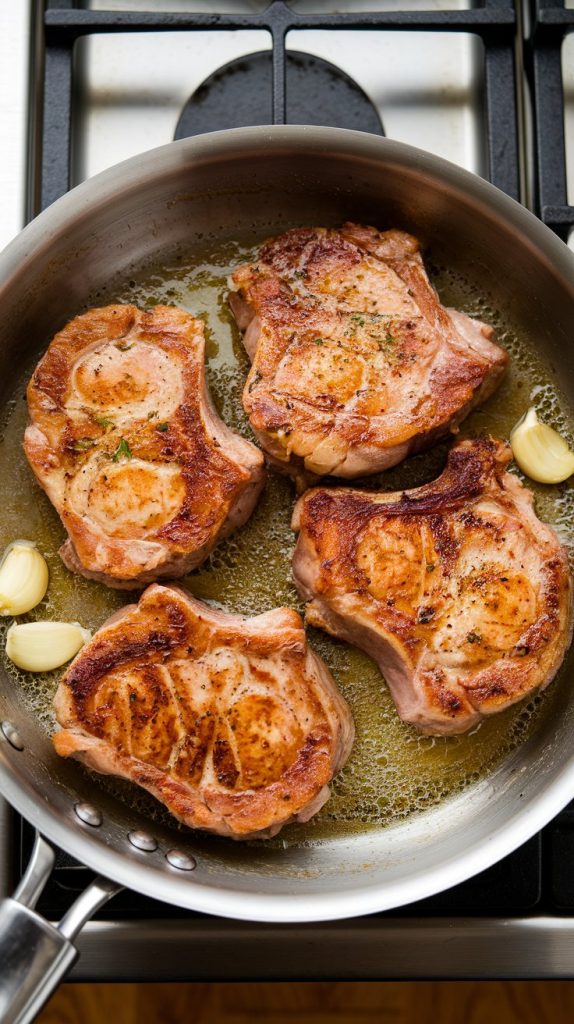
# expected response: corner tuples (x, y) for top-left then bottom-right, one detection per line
(0, 541), (49, 616)
(510, 407), (574, 484)
(5, 621), (91, 673)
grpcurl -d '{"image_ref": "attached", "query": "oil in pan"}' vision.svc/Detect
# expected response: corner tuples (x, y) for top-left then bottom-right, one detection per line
(1, 237), (573, 845)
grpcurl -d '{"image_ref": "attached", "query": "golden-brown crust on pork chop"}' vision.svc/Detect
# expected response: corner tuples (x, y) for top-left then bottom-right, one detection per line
(229, 225), (508, 484)
(25, 305), (265, 588)
(292, 437), (572, 735)
(53, 585), (354, 839)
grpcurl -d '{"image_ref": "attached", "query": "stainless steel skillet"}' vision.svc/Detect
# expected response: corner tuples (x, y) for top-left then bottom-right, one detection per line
(1, 125), (574, 1021)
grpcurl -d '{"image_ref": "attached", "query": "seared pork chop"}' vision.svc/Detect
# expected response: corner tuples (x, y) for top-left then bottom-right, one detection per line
(53, 585), (354, 839)
(25, 305), (264, 588)
(230, 225), (507, 485)
(292, 437), (572, 735)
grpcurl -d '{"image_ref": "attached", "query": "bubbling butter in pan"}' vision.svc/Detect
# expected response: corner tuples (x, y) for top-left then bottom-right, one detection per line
(1, 239), (573, 845)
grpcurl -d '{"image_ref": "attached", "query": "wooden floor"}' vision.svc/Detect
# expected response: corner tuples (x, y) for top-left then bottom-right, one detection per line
(38, 982), (574, 1023)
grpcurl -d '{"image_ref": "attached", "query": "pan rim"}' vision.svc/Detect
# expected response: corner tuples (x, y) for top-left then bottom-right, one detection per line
(1, 124), (574, 922)
(2, 743), (574, 922)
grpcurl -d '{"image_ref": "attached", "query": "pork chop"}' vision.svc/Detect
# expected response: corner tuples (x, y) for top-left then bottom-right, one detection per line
(53, 584), (354, 839)
(24, 305), (265, 588)
(292, 437), (572, 735)
(229, 225), (508, 485)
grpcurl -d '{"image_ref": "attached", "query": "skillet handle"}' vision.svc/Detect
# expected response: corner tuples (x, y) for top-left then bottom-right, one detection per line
(0, 832), (121, 1024)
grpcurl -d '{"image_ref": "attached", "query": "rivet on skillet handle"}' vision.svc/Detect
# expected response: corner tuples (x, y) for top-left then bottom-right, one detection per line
(166, 849), (197, 871)
(74, 802), (102, 828)
(128, 830), (158, 852)
(1, 721), (24, 751)
(0, 832), (121, 1024)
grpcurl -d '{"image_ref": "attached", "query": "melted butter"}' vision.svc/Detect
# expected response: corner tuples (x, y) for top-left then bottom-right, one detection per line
(1, 239), (573, 846)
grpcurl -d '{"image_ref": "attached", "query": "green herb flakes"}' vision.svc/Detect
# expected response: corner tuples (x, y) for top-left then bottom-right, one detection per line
(112, 438), (132, 462)
(72, 438), (95, 452)
(93, 415), (114, 430)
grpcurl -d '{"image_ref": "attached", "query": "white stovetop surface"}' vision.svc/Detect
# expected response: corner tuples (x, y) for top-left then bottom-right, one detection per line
(75, 0), (485, 185)
(3, 3), (574, 242)
(0, 3), (31, 251)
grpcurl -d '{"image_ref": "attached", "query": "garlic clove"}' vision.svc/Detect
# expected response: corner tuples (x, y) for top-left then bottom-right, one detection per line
(510, 407), (574, 484)
(5, 621), (91, 673)
(0, 541), (49, 616)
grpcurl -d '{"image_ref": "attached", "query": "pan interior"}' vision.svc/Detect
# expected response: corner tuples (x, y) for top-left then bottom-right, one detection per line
(1, 230), (573, 853)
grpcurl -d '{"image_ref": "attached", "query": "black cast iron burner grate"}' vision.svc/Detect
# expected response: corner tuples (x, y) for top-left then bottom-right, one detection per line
(43, 0), (520, 210)
(528, 0), (574, 238)
(173, 50), (385, 141)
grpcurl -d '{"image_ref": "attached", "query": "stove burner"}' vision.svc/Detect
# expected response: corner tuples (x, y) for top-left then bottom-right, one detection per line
(174, 50), (384, 140)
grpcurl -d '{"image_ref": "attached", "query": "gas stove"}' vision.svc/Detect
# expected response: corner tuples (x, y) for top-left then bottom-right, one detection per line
(3, 0), (574, 981)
